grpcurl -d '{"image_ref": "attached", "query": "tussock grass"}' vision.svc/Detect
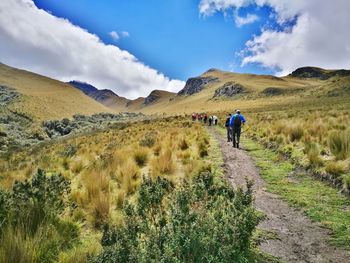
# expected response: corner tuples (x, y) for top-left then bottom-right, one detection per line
(325, 161), (346, 177)
(234, 108), (350, 191)
(329, 130), (350, 160)
(91, 191), (110, 228)
(133, 148), (149, 167)
(0, 117), (216, 259)
(151, 149), (174, 176)
(0, 227), (36, 263)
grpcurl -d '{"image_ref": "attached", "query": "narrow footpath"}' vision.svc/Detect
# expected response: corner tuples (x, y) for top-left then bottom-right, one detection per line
(209, 127), (349, 263)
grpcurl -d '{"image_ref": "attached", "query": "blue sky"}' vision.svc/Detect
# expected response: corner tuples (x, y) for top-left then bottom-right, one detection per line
(34, 0), (274, 80)
(2, 0), (348, 98)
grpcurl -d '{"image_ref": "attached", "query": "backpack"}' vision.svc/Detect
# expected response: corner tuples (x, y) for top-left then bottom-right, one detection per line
(225, 117), (230, 127)
(233, 115), (241, 128)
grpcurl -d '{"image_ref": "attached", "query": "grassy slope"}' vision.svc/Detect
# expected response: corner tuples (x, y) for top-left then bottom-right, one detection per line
(244, 136), (350, 248)
(96, 92), (130, 112)
(0, 63), (112, 121)
(126, 90), (176, 113)
(215, 126), (350, 249)
(135, 69), (325, 114)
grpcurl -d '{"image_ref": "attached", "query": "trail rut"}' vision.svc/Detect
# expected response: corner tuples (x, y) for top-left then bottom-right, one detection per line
(209, 127), (349, 263)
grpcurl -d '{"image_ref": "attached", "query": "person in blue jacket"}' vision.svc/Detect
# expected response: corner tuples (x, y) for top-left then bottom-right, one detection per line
(229, 109), (246, 148)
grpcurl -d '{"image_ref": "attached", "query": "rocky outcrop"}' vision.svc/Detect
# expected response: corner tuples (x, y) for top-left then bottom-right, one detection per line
(178, 77), (219, 96)
(213, 82), (246, 98)
(290, 67), (350, 80)
(68, 81), (130, 109)
(89, 89), (118, 103)
(144, 91), (161, 105)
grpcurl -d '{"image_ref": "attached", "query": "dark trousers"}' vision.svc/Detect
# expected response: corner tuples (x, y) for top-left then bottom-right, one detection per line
(232, 127), (241, 147)
(226, 127), (232, 141)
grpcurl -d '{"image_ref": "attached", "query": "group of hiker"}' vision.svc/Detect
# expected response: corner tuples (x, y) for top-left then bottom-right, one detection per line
(192, 109), (246, 149)
(225, 110), (246, 148)
(191, 113), (218, 126)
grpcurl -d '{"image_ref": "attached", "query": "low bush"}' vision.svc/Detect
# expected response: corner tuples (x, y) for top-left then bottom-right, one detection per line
(139, 133), (156, 148)
(91, 172), (260, 263)
(0, 169), (77, 263)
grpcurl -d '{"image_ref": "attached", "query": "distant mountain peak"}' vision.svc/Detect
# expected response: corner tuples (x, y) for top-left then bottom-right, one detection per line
(68, 80), (98, 94)
(290, 67), (350, 79)
(68, 81), (130, 110)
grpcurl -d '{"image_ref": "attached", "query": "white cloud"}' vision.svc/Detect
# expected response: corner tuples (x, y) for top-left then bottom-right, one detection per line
(234, 11), (258, 27)
(0, 0), (184, 99)
(199, 0), (350, 75)
(121, 31), (130, 37)
(109, 31), (119, 41)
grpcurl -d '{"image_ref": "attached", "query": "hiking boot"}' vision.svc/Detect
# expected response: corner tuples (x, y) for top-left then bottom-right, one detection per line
(237, 143), (239, 149)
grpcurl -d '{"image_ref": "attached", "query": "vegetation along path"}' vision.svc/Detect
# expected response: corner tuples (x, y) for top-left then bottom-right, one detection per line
(209, 127), (350, 263)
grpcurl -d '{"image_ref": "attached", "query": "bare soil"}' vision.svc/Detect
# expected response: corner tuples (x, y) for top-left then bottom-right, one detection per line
(209, 127), (350, 263)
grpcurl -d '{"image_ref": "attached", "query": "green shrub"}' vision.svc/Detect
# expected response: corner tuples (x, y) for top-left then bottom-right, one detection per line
(10, 169), (70, 232)
(139, 133), (156, 148)
(0, 169), (76, 263)
(60, 145), (78, 158)
(329, 130), (350, 160)
(91, 172), (260, 263)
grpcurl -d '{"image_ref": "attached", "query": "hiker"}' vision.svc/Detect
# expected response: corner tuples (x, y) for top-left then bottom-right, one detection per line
(192, 113), (196, 121)
(203, 114), (208, 124)
(208, 116), (213, 126)
(213, 115), (218, 125)
(229, 109), (246, 148)
(225, 113), (232, 142)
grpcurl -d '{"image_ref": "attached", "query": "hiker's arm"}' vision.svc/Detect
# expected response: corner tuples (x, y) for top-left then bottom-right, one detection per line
(241, 115), (246, 125)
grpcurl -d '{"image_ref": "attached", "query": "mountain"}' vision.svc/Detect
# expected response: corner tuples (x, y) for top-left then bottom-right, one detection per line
(133, 67), (350, 114)
(68, 81), (130, 111)
(0, 63), (111, 121)
(144, 90), (175, 105)
(125, 90), (176, 112)
(289, 67), (350, 79)
(68, 80), (98, 94)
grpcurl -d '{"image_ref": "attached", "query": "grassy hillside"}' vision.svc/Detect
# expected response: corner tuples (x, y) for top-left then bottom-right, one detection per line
(0, 117), (264, 262)
(0, 63), (112, 121)
(126, 90), (175, 112)
(68, 81), (130, 111)
(134, 68), (350, 114)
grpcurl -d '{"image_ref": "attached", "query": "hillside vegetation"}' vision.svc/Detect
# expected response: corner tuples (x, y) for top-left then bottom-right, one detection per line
(128, 67), (349, 114)
(0, 63), (112, 121)
(0, 117), (263, 262)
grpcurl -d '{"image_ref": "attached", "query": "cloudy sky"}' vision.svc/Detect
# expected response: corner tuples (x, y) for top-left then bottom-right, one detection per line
(0, 0), (349, 98)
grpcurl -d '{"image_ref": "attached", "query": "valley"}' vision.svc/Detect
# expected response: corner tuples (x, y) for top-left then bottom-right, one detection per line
(0, 63), (349, 262)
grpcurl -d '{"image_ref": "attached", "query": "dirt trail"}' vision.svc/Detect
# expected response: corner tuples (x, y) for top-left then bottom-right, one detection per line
(209, 127), (349, 263)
